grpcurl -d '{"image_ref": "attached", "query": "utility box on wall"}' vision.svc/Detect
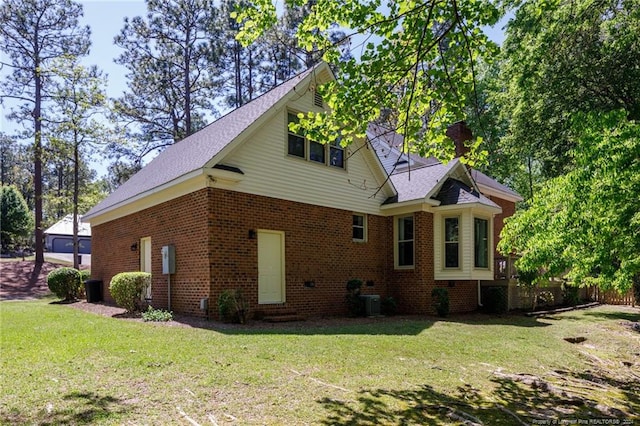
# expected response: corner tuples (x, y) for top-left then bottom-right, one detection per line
(161, 245), (175, 275)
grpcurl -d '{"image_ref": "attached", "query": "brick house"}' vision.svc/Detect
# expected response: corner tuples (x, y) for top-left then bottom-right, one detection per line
(84, 63), (522, 319)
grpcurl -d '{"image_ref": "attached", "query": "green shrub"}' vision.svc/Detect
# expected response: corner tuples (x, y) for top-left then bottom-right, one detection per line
(562, 283), (580, 306)
(483, 286), (508, 313)
(431, 287), (450, 317)
(633, 274), (640, 305)
(109, 272), (151, 313)
(47, 267), (82, 301)
(381, 296), (398, 316)
(79, 269), (91, 283)
(217, 289), (248, 323)
(142, 306), (173, 322)
(345, 279), (364, 317)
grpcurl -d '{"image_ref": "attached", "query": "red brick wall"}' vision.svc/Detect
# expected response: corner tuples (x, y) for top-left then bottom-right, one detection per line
(490, 196), (516, 258)
(93, 187), (489, 319)
(388, 212), (479, 315)
(91, 189), (211, 317)
(207, 188), (390, 319)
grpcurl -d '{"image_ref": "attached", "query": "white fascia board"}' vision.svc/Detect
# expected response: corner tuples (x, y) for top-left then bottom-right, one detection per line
(379, 198), (440, 216)
(477, 183), (524, 203)
(205, 167), (245, 183)
(434, 202), (502, 215)
(84, 170), (208, 225)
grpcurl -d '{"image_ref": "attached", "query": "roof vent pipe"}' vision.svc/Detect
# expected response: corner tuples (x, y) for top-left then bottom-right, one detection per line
(446, 121), (473, 158)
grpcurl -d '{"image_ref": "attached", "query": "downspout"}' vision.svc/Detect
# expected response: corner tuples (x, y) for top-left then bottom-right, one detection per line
(477, 280), (483, 307)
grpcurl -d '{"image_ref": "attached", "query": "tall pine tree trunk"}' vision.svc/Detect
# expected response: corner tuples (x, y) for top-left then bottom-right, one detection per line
(33, 41), (44, 265)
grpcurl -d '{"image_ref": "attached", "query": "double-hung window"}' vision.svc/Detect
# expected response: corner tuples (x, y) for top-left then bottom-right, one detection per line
(353, 214), (367, 242)
(396, 215), (414, 267)
(474, 218), (489, 268)
(287, 112), (345, 169)
(444, 217), (459, 268)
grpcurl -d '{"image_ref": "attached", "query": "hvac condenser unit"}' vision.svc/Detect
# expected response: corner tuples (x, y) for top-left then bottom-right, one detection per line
(360, 294), (381, 317)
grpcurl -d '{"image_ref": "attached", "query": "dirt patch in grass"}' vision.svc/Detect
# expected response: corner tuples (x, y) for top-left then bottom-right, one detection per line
(0, 261), (61, 300)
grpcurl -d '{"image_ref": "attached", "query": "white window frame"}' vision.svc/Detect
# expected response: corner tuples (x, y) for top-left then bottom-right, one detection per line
(352, 213), (367, 242)
(443, 216), (460, 269)
(473, 216), (490, 269)
(286, 111), (345, 169)
(395, 215), (415, 269)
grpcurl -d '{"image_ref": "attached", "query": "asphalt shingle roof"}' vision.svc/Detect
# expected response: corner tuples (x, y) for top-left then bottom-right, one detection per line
(85, 67), (316, 218)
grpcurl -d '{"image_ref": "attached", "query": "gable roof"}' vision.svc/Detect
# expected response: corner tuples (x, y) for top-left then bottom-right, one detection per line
(368, 124), (523, 203)
(434, 178), (498, 208)
(85, 64), (326, 220)
(44, 214), (91, 237)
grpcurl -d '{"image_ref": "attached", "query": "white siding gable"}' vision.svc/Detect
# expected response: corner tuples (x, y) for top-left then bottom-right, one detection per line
(212, 92), (393, 215)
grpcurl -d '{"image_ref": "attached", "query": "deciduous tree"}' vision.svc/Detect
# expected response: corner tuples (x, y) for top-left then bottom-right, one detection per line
(234, 0), (501, 163)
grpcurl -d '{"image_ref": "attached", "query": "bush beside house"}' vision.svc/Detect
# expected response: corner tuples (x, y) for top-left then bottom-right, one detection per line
(109, 272), (151, 313)
(47, 267), (83, 301)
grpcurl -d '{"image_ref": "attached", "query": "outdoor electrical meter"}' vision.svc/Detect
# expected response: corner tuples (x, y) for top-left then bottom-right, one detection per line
(161, 245), (175, 275)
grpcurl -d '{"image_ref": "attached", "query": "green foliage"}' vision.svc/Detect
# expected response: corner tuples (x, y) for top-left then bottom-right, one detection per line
(483, 286), (507, 314)
(345, 279), (364, 317)
(536, 291), (555, 309)
(562, 284), (580, 307)
(431, 288), (450, 317)
(234, 0), (501, 164)
(47, 267), (82, 301)
(499, 111), (640, 293)
(381, 296), (398, 316)
(109, 272), (151, 313)
(142, 306), (173, 322)
(0, 185), (33, 250)
(79, 269), (91, 283)
(217, 289), (248, 323)
(488, 0), (640, 197)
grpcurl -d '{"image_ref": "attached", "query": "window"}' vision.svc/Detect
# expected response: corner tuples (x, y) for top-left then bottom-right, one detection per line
(287, 113), (305, 158)
(397, 215), (414, 267)
(474, 217), (489, 268)
(329, 140), (344, 168)
(287, 112), (345, 169)
(309, 140), (326, 163)
(444, 217), (459, 268)
(353, 214), (367, 242)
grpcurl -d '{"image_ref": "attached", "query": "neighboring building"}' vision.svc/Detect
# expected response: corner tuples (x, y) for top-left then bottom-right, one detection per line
(84, 63), (522, 319)
(44, 214), (91, 254)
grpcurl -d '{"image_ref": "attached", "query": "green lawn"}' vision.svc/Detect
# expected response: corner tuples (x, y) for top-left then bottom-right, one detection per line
(1, 300), (638, 425)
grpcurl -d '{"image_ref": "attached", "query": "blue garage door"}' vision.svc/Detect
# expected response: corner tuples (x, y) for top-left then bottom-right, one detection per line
(52, 237), (91, 254)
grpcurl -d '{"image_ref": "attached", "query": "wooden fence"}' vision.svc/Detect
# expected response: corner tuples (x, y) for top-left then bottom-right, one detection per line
(591, 287), (636, 306)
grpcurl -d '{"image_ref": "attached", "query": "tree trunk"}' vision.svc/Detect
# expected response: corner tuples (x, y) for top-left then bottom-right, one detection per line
(72, 129), (79, 270)
(34, 42), (44, 265)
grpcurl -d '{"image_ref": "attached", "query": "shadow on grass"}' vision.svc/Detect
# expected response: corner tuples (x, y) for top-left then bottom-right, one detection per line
(582, 310), (640, 322)
(317, 371), (639, 425)
(1, 391), (129, 425)
(168, 312), (550, 336)
(45, 391), (128, 425)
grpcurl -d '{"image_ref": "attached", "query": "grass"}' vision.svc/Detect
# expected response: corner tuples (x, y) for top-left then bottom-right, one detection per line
(1, 301), (638, 425)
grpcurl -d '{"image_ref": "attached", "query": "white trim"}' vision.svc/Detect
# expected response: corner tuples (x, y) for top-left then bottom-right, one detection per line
(352, 213), (368, 242)
(84, 173), (210, 226)
(394, 214), (415, 269)
(477, 183), (524, 203)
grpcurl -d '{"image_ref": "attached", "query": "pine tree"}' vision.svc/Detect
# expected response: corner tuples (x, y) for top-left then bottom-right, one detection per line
(0, 0), (90, 264)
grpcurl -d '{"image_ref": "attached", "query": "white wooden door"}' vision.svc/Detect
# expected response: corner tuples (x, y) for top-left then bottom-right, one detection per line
(140, 237), (152, 300)
(258, 230), (285, 304)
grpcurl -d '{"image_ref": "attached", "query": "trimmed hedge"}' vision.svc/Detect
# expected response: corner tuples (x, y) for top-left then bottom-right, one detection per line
(47, 267), (82, 301)
(109, 272), (151, 313)
(431, 287), (450, 317)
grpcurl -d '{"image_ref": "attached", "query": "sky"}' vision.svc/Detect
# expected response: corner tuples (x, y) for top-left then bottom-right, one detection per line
(1, 0), (508, 178)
